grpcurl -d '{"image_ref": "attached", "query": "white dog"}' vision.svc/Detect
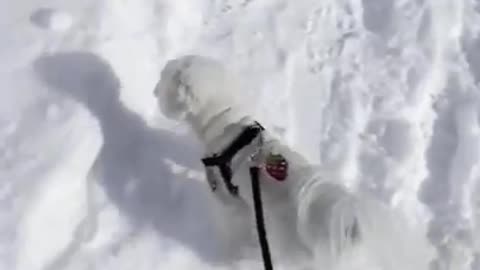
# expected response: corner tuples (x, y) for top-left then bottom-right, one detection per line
(153, 55), (432, 269)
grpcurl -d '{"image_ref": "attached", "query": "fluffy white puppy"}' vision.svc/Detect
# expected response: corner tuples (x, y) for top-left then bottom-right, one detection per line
(153, 55), (432, 269)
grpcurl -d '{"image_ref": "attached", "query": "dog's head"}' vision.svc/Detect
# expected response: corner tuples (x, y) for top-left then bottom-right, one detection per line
(154, 55), (238, 122)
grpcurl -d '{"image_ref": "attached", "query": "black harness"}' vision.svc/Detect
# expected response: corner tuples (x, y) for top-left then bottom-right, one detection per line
(201, 122), (273, 270)
(201, 122), (264, 196)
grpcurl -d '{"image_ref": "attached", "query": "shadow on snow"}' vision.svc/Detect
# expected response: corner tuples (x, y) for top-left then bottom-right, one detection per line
(33, 51), (231, 265)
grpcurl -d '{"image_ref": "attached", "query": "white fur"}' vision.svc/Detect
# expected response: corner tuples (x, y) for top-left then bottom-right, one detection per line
(154, 55), (433, 268)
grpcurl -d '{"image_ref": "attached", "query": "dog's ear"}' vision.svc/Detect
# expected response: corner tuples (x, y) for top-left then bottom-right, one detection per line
(154, 61), (190, 120)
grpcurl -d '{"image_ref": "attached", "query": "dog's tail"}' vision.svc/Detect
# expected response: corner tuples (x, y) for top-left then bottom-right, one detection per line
(295, 179), (359, 256)
(294, 176), (434, 269)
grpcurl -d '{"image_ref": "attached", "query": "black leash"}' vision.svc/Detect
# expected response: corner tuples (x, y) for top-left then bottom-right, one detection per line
(201, 122), (274, 270)
(250, 166), (274, 270)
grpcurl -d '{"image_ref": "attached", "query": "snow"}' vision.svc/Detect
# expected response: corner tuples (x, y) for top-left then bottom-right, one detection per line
(1, 0), (480, 269)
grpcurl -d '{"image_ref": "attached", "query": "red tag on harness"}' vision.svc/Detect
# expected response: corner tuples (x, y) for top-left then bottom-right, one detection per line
(264, 153), (288, 181)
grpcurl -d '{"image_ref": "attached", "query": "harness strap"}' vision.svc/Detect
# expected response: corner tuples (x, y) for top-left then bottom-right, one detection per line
(201, 122), (264, 196)
(200, 121), (274, 270)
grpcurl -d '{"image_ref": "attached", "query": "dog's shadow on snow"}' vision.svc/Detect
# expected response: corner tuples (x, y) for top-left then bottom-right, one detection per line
(33, 52), (228, 264)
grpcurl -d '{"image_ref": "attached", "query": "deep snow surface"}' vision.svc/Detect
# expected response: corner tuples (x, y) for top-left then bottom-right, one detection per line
(1, 0), (480, 269)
